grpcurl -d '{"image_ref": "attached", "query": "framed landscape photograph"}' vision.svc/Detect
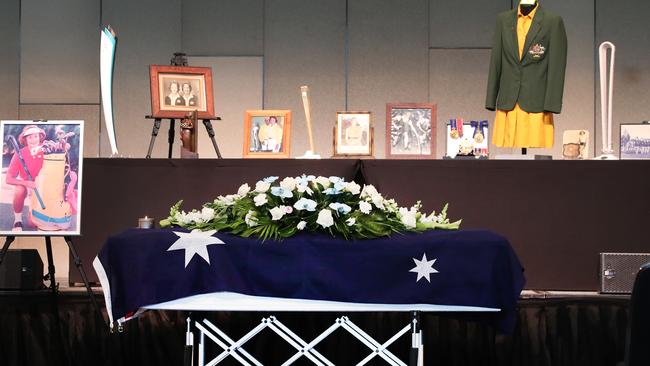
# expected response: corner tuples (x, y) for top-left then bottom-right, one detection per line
(0, 120), (84, 236)
(620, 123), (650, 159)
(149, 65), (214, 119)
(334, 111), (373, 156)
(386, 103), (436, 159)
(243, 110), (291, 158)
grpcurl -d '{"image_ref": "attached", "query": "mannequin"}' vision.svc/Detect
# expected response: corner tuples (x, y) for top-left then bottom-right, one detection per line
(520, 0), (537, 16)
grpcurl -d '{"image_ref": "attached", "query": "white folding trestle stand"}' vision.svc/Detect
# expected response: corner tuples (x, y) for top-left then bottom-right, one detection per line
(189, 312), (423, 366)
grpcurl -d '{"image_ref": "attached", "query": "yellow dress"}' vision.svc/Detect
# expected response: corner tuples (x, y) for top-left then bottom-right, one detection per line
(492, 5), (554, 148)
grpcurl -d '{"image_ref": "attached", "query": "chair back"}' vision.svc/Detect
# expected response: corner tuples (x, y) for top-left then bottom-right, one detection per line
(626, 263), (650, 366)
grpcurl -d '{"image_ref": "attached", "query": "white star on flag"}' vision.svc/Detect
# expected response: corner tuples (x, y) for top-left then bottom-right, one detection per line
(167, 230), (225, 268)
(409, 253), (439, 283)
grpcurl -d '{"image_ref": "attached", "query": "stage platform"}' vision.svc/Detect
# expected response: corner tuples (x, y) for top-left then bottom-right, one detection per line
(0, 287), (630, 366)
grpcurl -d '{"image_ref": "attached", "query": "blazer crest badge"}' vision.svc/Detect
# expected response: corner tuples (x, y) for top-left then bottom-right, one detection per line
(529, 44), (546, 58)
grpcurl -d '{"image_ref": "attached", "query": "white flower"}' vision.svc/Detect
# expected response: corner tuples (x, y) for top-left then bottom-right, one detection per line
(329, 176), (343, 184)
(255, 181), (271, 192)
(297, 220), (307, 230)
(329, 202), (352, 214)
(296, 183), (314, 195)
(237, 183), (251, 196)
(361, 184), (378, 198)
(293, 198), (317, 211)
(245, 210), (258, 227)
(316, 209), (334, 228)
(359, 201), (372, 214)
(269, 206), (286, 221)
(200, 207), (215, 221)
(254, 193), (268, 206)
(399, 207), (417, 228)
(344, 181), (361, 195)
(174, 211), (191, 224)
(280, 177), (297, 191)
(315, 176), (331, 188)
(371, 194), (385, 210)
(346, 217), (356, 226)
(215, 195), (237, 206)
(284, 206), (293, 214)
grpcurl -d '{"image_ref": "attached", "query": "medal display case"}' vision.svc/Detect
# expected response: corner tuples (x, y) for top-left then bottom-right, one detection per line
(445, 119), (489, 159)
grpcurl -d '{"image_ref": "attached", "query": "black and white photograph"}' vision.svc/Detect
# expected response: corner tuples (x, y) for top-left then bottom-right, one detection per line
(159, 76), (204, 110)
(149, 65), (215, 119)
(334, 112), (372, 156)
(386, 103), (435, 158)
(620, 123), (650, 159)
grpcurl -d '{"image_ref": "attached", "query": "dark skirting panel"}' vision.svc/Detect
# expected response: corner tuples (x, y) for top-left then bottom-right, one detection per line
(0, 292), (629, 366)
(74, 158), (649, 291)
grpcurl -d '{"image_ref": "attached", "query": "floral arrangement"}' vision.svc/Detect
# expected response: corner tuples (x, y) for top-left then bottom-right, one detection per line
(159, 175), (461, 240)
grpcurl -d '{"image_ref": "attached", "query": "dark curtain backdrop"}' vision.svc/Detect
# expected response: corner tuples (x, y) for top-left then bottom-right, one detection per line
(0, 292), (629, 366)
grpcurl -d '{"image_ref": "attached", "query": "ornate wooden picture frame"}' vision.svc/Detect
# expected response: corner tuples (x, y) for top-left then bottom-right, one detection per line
(149, 65), (215, 119)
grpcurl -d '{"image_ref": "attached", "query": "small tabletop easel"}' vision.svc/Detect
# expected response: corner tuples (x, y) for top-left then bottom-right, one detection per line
(0, 235), (106, 327)
(144, 115), (223, 159)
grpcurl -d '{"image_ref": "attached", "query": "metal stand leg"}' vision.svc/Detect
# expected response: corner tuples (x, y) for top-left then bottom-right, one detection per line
(44, 236), (66, 364)
(184, 314), (194, 366)
(409, 311), (423, 366)
(64, 236), (108, 327)
(202, 119), (222, 158)
(168, 118), (176, 159)
(146, 118), (162, 158)
(0, 235), (15, 267)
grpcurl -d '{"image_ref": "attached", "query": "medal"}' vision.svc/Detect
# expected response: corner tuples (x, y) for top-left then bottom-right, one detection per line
(449, 119), (459, 139)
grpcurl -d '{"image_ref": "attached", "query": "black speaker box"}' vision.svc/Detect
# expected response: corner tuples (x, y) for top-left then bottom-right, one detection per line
(0, 249), (44, 290)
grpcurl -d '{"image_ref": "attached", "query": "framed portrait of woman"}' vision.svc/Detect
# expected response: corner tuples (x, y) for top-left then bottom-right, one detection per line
(149, 65), (215, 119)
(333, 111), (373, 157)
(386, 103), (436, 159)
(243, 110), (292, 158)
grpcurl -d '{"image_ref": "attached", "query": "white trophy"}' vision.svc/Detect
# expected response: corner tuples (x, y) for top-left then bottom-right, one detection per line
(595, 41), (617, 160)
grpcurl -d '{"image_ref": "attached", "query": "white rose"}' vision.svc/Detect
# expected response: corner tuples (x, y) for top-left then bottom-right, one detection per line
(245, 210), (258, 227)
(200, 207), (215, 221)
(371, 194), (385, 210)
(255, 181), (271, 193)
(346, 217), (356, 226)
(361, 184), (378, 197)
(237, 183), (251, 195)
(316, 209), (334, 228)
(254, 193), (268, 206)
(280, 177), (297, 191)
(359, 201), (372, 214)
(269, 206), (285, 221)
(399, 207), (417, 228)
(344, 181), (361, 195)
(297, 220), (307, 230)
(315, 176), (331, 188)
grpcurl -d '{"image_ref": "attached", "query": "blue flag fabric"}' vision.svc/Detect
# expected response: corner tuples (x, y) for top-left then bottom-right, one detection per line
(94, 229), (525, 333)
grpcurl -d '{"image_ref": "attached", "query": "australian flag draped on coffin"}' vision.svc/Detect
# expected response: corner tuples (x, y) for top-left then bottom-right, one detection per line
(93, 229), (525, 333)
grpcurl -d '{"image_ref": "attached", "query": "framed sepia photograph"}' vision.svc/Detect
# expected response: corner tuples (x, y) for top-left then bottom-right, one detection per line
(0, 120), (84, 236)
(386, 103), (436, 159)
(334, 112), (373, 156)
(620, 123), (650, 160)
(149, 65), (214, 119)
(243, 110), (291, 158)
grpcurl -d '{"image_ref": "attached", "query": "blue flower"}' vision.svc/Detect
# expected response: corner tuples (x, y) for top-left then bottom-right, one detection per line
(295, 174), (315, 186)
(293, 198), (317, 211)
(329, 202), (352, 215)
(263, 176), (279, 183)
(271, 186), (293, 198)
(323, 187), (342, 195)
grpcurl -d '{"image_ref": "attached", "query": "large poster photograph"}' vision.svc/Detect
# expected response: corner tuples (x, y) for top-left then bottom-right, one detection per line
(0, 121), (84, 235)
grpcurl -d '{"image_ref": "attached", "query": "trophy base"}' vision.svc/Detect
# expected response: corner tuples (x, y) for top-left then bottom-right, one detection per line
(593, 153), (618, 160)
(296, 150), (321, 159)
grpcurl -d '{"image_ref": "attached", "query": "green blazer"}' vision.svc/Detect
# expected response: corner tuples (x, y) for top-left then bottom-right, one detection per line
(485, 6), (567, 114)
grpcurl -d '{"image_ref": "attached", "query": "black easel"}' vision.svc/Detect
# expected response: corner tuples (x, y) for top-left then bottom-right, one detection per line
(144, 115), (223, 159)
(0, 235), (106, 328)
